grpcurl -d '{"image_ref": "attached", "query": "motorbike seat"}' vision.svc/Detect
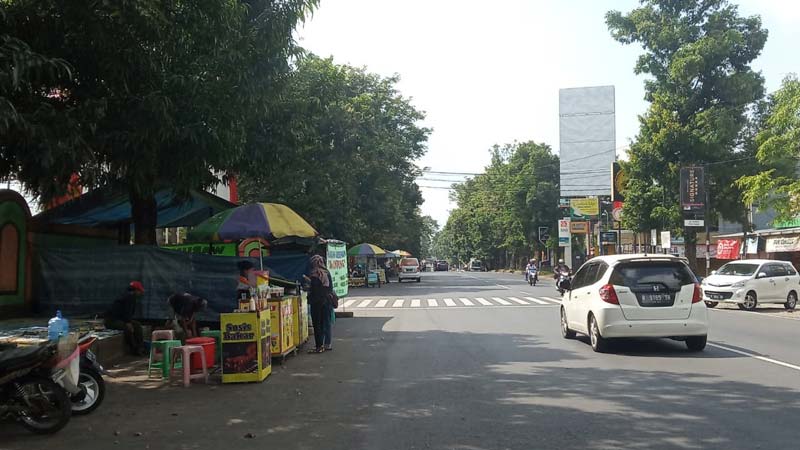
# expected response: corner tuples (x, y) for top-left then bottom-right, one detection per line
(0, 343), (56, 378)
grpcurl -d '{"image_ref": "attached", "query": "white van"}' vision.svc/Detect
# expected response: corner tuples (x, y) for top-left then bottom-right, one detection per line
(398, 258), (421, 282)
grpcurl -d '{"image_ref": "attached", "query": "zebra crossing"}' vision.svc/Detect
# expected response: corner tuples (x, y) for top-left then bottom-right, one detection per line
(340, 295), (562, 310)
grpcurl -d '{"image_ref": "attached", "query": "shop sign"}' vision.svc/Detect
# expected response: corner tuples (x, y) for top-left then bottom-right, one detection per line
(684, 219), (704, 227)
(774, 217), (800, 229)
(164, 243), (237, 256)
(558, 219), (570, 247)
(326, 242), (349, 298)
(650, 229), (658, 247)
(716, 239), (741, 260)
(680, 166), (705, 211)
(766, 236), (800, 253)
(601, 231), (618, 244)
(570, 221), (589, 234)
(570, 198), (599, 218)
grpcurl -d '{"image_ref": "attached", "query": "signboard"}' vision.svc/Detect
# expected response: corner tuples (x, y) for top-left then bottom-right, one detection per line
(326, 242), (349, 298)
(611, 162), (626, 202)
(601, 231), (618, 244)
(684, 219), (704, 227)
(716, 239), (741, 260)
(745, 236), (759, 255)
(570, 221), (589, 234)
(680, 166), (705, 211)
(660, 231), (671, 249)
(650, 229), (658, 247)
(164, 243), (237, 256)
(569, 198), (600, 218)
(612, 201), (624, 222)
(766, 236), (800, 253)
(774, 217), (800, 229)
(558, 219), (570, 247)
(538, 226), (550, 244)
(220, 312), (271, 383)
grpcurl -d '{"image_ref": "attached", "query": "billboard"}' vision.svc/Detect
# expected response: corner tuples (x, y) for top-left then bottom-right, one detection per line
(680, 166), (705, 211)
(569, 198), (599, 218)
(559, 86), (616, 197)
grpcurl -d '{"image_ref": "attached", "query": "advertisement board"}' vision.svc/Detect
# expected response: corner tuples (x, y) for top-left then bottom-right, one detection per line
(220, 312), (271, 383)
(558, 219), (570, 247)
(569, 198), (600, 218)
(680, 166), (705, 211)
(326, 242), (349, 298)
(570, 221), (589, 234)
(611, 162), (626, 202)
(766, 236), (800, 253)
(716, 239), (741, 260)
(600, 231), (618, 244)
(660, 231), (671, 249)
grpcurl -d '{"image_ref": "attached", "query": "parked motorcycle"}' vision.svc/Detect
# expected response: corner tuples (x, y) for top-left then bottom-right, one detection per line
(70, 335), (106, 415)
(0, 342), (72, 434)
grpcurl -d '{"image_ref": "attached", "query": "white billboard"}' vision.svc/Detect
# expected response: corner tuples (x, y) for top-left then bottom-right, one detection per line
(559, 86), (616, 197)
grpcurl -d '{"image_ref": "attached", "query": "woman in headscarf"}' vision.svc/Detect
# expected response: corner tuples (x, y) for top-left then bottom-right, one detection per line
(307, 254), (332, 353)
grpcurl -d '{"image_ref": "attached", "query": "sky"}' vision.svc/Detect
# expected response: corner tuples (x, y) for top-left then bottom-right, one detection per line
(297, 0), (800, 228)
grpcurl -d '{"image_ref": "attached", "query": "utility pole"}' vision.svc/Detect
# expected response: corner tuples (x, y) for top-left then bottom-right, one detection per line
(704, 164), (711, 277)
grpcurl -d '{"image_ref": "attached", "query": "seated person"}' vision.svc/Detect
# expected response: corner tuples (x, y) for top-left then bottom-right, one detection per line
(167, 292), (208, 340)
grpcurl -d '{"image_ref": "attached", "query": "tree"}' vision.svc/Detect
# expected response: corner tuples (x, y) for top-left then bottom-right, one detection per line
(1, 1), (317, 244)
(607, 0), (767, 269)
(238, 56), (431, 254)
(738, 75), (800, 220)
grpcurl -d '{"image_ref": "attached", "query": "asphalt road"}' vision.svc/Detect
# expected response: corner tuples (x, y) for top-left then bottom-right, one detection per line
(4, 271), (800, 450)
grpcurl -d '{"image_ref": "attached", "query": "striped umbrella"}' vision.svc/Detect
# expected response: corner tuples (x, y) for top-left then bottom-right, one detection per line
(187, 203), (317, 242)
(347, 243), (387, 257)
(392, 250), (412, 257)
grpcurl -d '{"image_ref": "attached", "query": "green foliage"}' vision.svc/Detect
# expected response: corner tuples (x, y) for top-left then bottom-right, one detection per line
(607, 0), (767, 265)
(434, 141), (560, 269)
(738, 75), (800, 220)
(238, 55), (431, 255)
(1, 0), (317, 243)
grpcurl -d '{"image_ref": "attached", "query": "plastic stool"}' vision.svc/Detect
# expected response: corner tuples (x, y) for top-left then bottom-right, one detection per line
(151, 330), (175, 341)
(169, 345), (209, 387)
(148, 339), (182, 378)
(200, 330), (222, 366)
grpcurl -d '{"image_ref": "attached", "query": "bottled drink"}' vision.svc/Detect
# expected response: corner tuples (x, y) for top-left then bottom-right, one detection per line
(48, 310), (69, 341)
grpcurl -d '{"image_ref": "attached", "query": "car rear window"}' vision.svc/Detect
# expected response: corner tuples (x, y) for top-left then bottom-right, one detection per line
(401, 258), (419, 266)
(609, 261), (696, 291)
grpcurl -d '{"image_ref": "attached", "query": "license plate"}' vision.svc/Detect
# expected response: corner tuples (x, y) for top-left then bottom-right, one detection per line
(640, 293), (672, 305)
(707, 293), (723, 300)
(86, 350), (96, 362)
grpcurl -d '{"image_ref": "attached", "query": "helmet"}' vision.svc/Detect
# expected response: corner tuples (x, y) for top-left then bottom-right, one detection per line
(558, 259), (564, 264)
(529, 259), (535, 264)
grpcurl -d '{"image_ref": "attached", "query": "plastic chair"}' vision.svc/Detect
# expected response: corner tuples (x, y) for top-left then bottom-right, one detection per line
(148, 339), (182, 378)
(151, 330), (175, 342)
(169, 345), (209, 387)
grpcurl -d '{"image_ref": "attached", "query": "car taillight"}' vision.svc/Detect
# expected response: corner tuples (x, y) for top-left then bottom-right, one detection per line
(692, 283), (702, 303)
(599, 284), (619, 304)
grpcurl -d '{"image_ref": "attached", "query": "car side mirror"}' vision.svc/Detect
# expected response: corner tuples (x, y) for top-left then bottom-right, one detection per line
(757, 272), (768, 279)
(711, 270), (717, 275)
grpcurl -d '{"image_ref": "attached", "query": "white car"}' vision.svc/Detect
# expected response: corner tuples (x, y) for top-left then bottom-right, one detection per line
(701, 259), (799, 311)
(560, 254), (708, 353)
(398, 257), (421, 282)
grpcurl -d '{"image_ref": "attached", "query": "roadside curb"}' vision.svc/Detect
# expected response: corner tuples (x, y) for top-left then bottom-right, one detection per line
(335, 311), (354, 318)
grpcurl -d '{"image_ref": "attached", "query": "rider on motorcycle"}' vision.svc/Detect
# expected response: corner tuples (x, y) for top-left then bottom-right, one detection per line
(554, 259), (571, 278)
(525, 259), (538, 281)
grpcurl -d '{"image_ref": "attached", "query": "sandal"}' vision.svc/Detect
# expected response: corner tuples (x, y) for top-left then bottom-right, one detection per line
(308, 347), (322, 354)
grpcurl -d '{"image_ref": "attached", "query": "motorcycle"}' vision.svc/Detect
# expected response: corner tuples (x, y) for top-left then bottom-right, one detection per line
(527, 268), (538, 286)
(0, 342), (72, 434)
(67, 335), (106, 415)
(555, 270), (572, 295)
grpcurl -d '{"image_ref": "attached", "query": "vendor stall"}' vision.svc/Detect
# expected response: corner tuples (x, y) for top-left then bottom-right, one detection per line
(347, 243), (387, 288)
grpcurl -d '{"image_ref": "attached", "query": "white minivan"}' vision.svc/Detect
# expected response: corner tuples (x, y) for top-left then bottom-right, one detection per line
(560, 254), (708, 353)
(701, 259), (800, 311)
(398, 258), (421, 282)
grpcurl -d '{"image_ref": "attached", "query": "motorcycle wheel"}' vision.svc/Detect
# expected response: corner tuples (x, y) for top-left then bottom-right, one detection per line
(71, 367), (105, 415)
(15, 376), (71, 434)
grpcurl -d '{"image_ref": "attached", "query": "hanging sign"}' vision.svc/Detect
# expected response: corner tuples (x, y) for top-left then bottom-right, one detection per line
(716, 239), (741, 260)
(326, 242), (349, 298)
(680, 166), (705, 211)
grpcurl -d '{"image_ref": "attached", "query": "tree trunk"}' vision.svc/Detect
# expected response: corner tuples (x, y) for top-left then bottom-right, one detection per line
(131, 190), (158, 245)
(684, 229), (698, 273)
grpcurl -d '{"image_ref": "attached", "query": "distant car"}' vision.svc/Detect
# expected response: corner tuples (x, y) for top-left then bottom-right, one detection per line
(701, 259), (799, 311)
(469, 260), (484, 272)
(435, 260), (449, 271)
(560, 254), (708, 352)
(398, 258), (422, 282)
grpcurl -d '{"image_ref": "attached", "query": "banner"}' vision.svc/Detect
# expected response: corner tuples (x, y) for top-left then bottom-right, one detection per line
(766, 236), (800, 253)
(680, 166), (705, 211)
(570, 198), (599, 218)
(326, 242), (349, 297)
(558, 219), (570, 247)
(716, 239), (741, 260)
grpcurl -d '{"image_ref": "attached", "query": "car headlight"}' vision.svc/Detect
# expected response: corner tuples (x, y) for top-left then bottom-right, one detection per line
(731, 281), (746, 289)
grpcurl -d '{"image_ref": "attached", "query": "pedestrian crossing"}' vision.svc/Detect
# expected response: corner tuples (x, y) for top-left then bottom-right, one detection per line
(340, 295), (562, 310)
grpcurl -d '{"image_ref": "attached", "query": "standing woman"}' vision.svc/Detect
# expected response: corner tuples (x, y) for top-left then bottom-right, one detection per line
(307, 255), (332, 353)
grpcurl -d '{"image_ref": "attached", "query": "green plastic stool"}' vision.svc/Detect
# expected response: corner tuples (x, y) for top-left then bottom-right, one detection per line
(200, 330), (221, 366)
(148, 339), (182, 378)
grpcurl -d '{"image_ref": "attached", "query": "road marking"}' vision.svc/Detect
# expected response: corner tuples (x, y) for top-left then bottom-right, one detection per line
(475, 297), (493, 306)
(492, 297), (511, 305)
(357, 299), (372, 308)
(459, 298), (474, 306)
(525, 297), (550, 305)
(542, 296), (562, 304)
(444, 298), (457, 307)
(427, 299), (438, 307)
(411, 299), (421, 307)
(497, 285), (510, 289)
(375, 299), (388, 308)
(508, 297), (529, 305)
(343, 299), (358, 308)
(709, 308), (800, 322)
(392, 299), (405, 308)
(709, 342), (800, 372)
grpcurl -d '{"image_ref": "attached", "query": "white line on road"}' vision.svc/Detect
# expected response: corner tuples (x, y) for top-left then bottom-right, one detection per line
(343, 299), (358, 308)
(497, 285), (510, 289)
(709, 343), (800, 372)
(375, 299), (388, 308)
(411, 299), (421, 307)
(392, 299), (405, 308)
(475, 297), (493, 306)
(525, 297), (551, 305)
(459, 298), (474, 306)
(542, 296), (562, 303)
(444, 298), (456, 307)
(357, 299), (372, 308)
(492, 297), (511, 305)
(508, 297), (529, 305)
(427, 299), (438, 307)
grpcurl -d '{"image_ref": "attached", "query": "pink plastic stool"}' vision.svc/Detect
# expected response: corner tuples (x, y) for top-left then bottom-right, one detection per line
(169, 345), (209, 387)
(151, 330), (175, 341)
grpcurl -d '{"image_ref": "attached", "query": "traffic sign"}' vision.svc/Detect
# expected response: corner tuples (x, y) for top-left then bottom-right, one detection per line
(538, 226), (550, 244)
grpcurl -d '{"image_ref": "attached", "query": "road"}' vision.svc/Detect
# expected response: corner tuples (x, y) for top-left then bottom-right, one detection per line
(4, 271), (800, 450)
